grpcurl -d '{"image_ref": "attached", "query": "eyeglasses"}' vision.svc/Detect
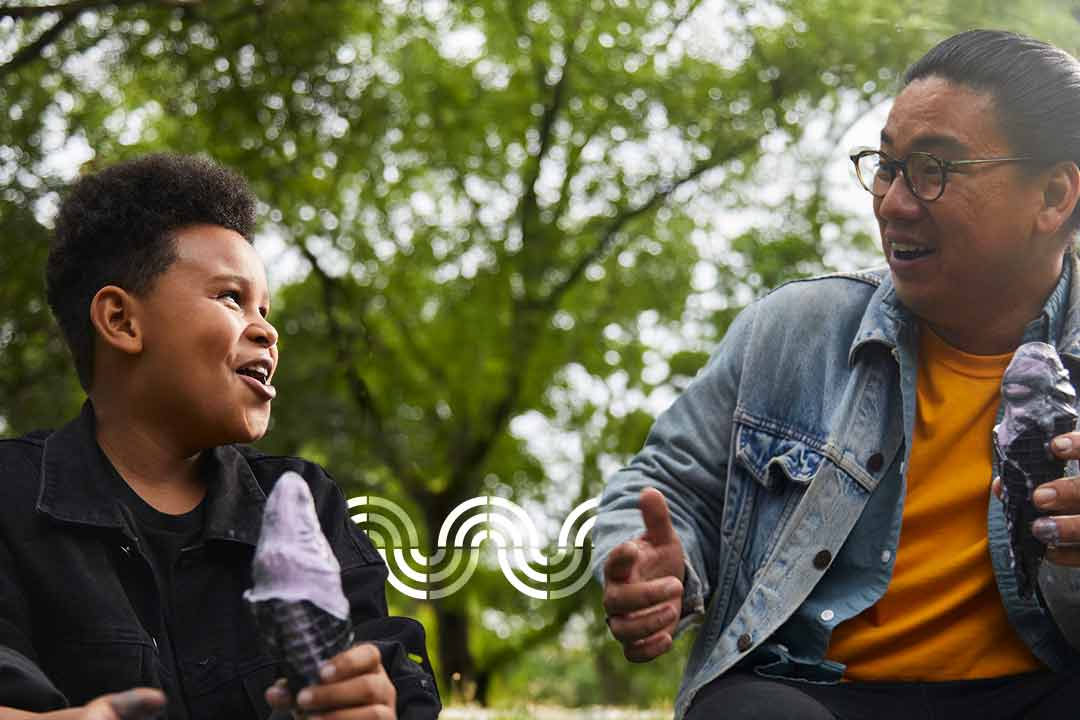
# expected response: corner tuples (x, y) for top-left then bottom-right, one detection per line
(850, 149), (1033, 202)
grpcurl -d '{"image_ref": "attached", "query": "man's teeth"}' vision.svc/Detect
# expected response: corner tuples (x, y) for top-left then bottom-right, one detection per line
(892, 242), (927, 253)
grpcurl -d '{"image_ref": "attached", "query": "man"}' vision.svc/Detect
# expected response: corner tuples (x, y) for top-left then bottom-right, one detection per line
(594, 30), (1080, 719)
(0, 155), (440, 719)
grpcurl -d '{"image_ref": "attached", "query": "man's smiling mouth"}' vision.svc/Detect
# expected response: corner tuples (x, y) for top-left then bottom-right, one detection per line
(891, 241), (936, 261)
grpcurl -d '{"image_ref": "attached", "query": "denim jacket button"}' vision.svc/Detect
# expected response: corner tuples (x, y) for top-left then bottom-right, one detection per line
(867, 452), (885, 473)
(813, 550), (832, 570)
(737, 633), (753, 652)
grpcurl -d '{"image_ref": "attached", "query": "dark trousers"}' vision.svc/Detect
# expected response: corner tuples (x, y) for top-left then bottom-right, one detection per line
(684, 670), (1080, 720)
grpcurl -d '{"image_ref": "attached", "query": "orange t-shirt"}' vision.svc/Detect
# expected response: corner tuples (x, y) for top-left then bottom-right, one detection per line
(826, 325), (1043, 681)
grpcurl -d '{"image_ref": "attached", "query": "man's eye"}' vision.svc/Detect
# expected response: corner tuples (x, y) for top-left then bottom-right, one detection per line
(219, 291), (242, 305)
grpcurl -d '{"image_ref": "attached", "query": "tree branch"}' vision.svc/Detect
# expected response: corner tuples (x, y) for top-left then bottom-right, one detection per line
(380, 291), (452, 390)
(542, 136), (758, 311)
(294, 240), (427, 497)
(0, 10), (77, 77)
(0, 0), (192, 19)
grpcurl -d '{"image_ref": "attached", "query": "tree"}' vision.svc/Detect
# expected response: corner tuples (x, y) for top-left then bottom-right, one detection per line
(2, 0), (1077, 706)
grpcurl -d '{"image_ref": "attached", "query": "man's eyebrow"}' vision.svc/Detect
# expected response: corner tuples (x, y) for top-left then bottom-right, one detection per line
(879, 129), (969, 155)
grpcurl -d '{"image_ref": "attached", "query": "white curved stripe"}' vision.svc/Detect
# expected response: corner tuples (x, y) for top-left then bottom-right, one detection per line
(484, 512), (531, 550)
(437, 496), (490, 547)
(428, 537), (482, 599)
(488, 496), (542, 548)
(384, 566), (430, 599)
(575, 516), (597, 548)
(498, 549), (548, 599)
(410, 547), (448, 566)
(359, 512), (403, 548)
(365, 496), (421, 546)
(453, 513), (489, 549)
(510, 547), (551, 584)
(547, 562), (596, 599)
(546, 548), (585, 583)
(558, 497), (601, 547)
(392, 549), (430, 583)
(426, 547), (469, 583)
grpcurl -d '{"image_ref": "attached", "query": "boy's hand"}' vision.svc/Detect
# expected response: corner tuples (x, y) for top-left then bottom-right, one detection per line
(265, 644), (396, 719)
(0, 688), (167, 719)
(602, 488), (685, 663)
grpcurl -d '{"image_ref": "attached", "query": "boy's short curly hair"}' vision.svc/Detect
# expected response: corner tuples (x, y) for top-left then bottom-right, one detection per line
(46, 153), (258, 391)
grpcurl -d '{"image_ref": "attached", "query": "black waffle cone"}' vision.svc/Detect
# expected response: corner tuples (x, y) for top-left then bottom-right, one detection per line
(996, 415), (1076, 597)
(250, 597), (355, 695)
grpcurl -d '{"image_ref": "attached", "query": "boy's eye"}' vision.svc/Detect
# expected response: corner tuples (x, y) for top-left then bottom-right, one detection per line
(219, 290), (242, 305)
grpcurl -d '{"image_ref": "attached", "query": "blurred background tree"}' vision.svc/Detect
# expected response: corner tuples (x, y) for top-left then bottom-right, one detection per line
(2, 0), (1077, 709)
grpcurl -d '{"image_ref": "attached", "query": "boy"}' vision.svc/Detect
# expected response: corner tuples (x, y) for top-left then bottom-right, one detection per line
(0, 155), (440, 719)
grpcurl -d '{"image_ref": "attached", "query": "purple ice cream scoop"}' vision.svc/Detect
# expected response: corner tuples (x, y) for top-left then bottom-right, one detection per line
(992, 342), (1078, 597)
(245, 471), (354, 694)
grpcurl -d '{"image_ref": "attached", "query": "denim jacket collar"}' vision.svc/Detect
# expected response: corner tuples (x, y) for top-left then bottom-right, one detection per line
(848, 252), (1080, 366)
(37, 400), (266, 545)
(848, 266), (905, 366)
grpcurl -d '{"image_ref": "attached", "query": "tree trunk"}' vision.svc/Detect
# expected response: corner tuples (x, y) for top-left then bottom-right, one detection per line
(434, 603), (477, 703)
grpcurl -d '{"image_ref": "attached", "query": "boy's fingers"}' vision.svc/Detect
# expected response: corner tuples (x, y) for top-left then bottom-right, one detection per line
(106, 688), (166, 719)
(321, 643), (382, 681)
(265, 678), (292, 709)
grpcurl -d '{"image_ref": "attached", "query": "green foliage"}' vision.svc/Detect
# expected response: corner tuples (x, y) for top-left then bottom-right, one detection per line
(2, 0), (1079, 706)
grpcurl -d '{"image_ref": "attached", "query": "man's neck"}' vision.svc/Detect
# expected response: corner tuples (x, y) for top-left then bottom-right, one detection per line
(91, 397), (207, 515)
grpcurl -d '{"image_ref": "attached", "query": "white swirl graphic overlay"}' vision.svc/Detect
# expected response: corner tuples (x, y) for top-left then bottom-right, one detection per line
(349, 496), (599, 600)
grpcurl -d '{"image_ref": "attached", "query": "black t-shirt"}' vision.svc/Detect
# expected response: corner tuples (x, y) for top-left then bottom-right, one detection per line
(113, 474), (207, 711)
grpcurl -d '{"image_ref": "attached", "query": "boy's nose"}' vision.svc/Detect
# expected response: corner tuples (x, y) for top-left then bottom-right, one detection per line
(248, 317), (279, 347)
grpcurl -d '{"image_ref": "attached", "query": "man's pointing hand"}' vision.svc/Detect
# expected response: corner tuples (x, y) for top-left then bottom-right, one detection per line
(602, 488), (686, 662)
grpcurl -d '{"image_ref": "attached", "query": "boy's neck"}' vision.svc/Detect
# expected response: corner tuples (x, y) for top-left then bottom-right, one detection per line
(92, 397), (207, 515)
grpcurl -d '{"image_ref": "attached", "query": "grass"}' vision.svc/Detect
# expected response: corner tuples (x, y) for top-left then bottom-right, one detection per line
(441, 707), (671, 719)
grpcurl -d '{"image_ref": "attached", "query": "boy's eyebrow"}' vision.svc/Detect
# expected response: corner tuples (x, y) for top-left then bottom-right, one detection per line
(208, 273), (270, 310)
(208, 273), (253, 287)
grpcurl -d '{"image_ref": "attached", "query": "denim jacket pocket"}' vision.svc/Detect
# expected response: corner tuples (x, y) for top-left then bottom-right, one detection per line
(727, 421), (830, 588)
(734, 422), (826, 492)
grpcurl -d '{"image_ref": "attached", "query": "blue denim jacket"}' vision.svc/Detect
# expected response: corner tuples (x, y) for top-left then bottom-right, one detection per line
(592, 255), (1080, 719)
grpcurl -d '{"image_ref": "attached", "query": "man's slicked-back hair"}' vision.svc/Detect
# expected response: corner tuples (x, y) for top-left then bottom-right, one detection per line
(904, 29), (1080, 232)
(47, 153), (257, 391)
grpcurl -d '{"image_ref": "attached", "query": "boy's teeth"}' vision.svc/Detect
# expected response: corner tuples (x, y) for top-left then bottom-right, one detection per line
(892, 242), (924, 252)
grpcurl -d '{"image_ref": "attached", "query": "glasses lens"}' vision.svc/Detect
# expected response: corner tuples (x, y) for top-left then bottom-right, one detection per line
(907, 153), (945, 200)
(856, 152), (891, 196)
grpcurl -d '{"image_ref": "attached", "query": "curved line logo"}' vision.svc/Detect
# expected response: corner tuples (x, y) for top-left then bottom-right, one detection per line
(348, 496), (599, 600)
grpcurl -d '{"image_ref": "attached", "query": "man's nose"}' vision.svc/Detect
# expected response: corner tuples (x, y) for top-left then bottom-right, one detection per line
(875, 172), (923, 220)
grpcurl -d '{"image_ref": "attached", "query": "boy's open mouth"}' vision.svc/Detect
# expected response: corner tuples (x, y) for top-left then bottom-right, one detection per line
(236, 359), (276, 399)
(237, 366), (270, 384)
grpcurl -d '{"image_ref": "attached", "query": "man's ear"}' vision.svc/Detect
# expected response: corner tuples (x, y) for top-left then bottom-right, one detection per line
(1035, 161), (1080, 239)
(89, 285), (143, 355)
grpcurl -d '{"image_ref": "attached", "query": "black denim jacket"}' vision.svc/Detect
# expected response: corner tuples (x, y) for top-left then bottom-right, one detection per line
(0, 403), (440, 719)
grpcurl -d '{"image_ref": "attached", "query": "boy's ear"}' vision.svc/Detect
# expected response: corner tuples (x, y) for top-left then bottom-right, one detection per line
(1035, 160), (1080, 239)
(89, 285), (143, 355)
